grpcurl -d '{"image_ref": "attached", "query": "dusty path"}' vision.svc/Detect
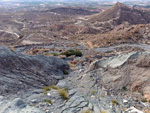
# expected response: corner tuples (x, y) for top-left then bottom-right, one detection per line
(0, 30), (20, 38)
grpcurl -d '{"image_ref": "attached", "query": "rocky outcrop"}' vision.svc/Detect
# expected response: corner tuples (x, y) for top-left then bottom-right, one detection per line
(88, 52), (150, 100)
(0, 97), (44, 113)
(0, 46), (69, 95)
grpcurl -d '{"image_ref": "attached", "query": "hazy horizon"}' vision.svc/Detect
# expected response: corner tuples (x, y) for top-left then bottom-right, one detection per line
(1, 0), (150, 2)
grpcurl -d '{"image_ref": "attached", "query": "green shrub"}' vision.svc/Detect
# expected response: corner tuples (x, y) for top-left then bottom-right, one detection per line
(112, 100), (118, 106)
(58, 89), (68, 100)
(122, 86), (127, 90)
(141, 98), (147, 103)
(61, 49), (82, 57)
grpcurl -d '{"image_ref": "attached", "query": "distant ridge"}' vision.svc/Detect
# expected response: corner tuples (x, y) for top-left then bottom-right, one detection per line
(49, 7), (92, 15)
(89, 2), (150, 25)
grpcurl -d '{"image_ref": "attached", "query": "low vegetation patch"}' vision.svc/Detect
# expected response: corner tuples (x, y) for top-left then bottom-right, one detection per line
(51, 52), (59, 56)
(42, 85), (59, 94)
(58, 89), (68, 100)
(61, 49), (82, 57)
(63, 87), (69, 91)
(44, 52), (51, 56)
(63, 69), (69, 75)
(68, 62), (75, 70)
(112, 100), (119, 106)
(91, 90), (95, 95)
(122, 86), (127, 90)
(43, 99), (53, 104)
(101, 110), (107, 113)
(141, 98), (147, 103)
(44, 52), (59, 56)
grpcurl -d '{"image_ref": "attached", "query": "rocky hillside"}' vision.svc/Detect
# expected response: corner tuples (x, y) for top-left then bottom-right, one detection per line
(88, 2), (150, 25)
(0, 50), (149, 113)
(50, 7), (92, 15)
(83, 24), (150, 48)
(89, 52), (150, 101)
(0, 46), (69, 95)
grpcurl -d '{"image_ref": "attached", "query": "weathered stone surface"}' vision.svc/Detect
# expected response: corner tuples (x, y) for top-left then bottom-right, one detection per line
(0, 98), (44, 113)
(0, 46), (69, 95)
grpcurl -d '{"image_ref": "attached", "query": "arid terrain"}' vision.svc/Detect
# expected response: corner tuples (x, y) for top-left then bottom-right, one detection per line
(0, 1), (150, 113)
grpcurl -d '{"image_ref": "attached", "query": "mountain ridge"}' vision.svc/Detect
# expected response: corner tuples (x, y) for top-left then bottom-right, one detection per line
(88, 2), (150, 25)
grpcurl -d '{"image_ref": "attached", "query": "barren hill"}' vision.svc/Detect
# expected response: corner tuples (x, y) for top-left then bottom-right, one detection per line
(88, 2), (150, 25)
(50, 7), (92, 15)
(82, 24), (150, 48)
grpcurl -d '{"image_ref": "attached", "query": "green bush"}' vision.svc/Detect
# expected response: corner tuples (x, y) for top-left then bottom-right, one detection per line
(141, 98), (147, 103)
(122, 86), (127, 90)
(61, 49), (82, 57)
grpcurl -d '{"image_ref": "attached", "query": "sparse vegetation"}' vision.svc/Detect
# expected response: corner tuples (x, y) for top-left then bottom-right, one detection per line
(112, 100), (119, 106)
(10, 47), (15, 52)
(138, 91), (144, 96)
(44, 52), (51, 56)
(44, 52), (59, 56)
(141, 98), (147, 103)
(58, 89), (68, 100)
(51, 85), (59, 90)
(68, 62), (75, 70)
(42, 85), (59, 94)
(101, 110), (107, 113)
(82, 109), (91, 113)
(63, 69), (69, 75)
(122, 86), (127, 90)
(101, 95), (105, 98)
(61, 49), (82, 57)
(51, 52), (59, 56)
(43, 99), (53, 104)
(91, 90), (95, 95)
(122, 108), (127, 111)
(63, 87), (69, 91)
